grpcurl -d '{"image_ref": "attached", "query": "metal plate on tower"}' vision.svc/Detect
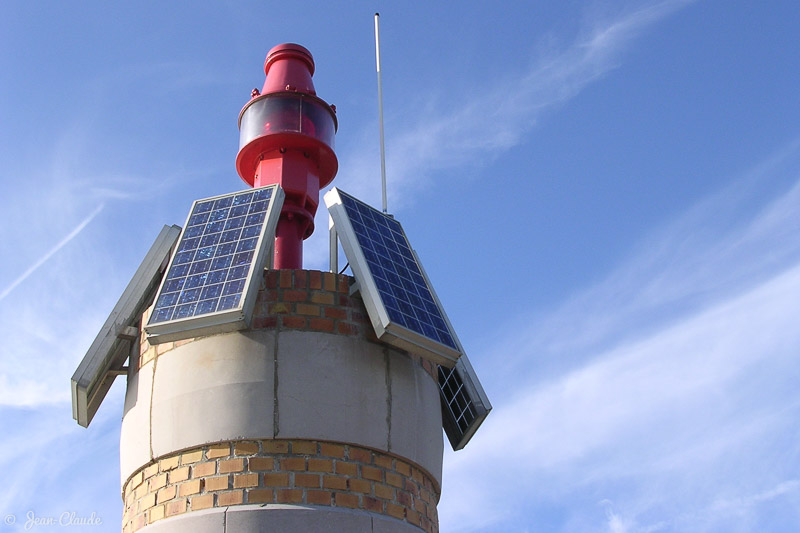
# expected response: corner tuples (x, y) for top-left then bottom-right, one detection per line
(324, 187), (462, 367)
(439, 354), (492, 450)
(145, 185), (284, 344)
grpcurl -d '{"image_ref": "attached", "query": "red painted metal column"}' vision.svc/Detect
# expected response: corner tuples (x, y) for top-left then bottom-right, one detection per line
(236, 43), (338, 269)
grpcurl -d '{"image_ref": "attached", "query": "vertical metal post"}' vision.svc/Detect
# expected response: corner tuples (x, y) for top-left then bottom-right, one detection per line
(374, 13), (388, 214)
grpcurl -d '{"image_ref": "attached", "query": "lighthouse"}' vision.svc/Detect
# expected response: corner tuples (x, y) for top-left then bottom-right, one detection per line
(71, 43), (490, 533)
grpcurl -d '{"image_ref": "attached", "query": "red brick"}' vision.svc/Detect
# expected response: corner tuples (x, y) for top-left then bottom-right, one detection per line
(323, 272), (336, 291)
(405, 479), (420, 497)
(397, 490), (412, 507)
(295, 473), (320, 488)
(279, 270), (292, 288)
(310, 318), (334, 332)
(248, 489), (274, 503)
(265, 271), (278, 289)
(324, 306), (347, 320)
(349, 447), (372, 464)
(363, 496), (383, 512)
(252, 316), (278, 329)
(337, 322), (359, 335)
(309, 270), (322, 289)
(277, 489), (303, 503)
(335, 492), (359, 509)
(337, 274), (350, 293)
(306, 490), (332, 505)
(411, 468), (424, 483)
(293, 270), (308, 289)
(406, 508), (422, 527)
(281, 316), (306, 329)
(282, 290), (308, 302)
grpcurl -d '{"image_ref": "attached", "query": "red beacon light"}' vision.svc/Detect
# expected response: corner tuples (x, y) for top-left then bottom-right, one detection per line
(236, 43), (338, 269)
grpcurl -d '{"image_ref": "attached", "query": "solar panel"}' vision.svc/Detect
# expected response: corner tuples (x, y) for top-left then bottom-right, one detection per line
(439, 354), (492, 450)
(72, 224), (181, 427)
(324, 187), (462, 366)
(145, 184), (284, 344)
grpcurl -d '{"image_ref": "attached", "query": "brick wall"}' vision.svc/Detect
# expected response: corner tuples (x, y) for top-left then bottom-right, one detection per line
(137, 269), (438, 381)
(121, 439), (440, 533)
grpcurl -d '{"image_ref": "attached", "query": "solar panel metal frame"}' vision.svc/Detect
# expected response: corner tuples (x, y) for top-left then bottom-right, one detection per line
(439, 353), (492, 450)
(71, 224), (181, 428)
(144, 185), (284, 345)
(324, 187), (462, 367)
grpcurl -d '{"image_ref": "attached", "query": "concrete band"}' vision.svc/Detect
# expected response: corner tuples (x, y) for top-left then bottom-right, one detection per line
(121, 439), (440, 533)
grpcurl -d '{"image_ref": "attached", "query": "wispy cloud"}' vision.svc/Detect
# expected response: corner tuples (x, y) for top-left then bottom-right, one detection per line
(333, 0), (696, 208)
(0, 204), (104, 302)
(437, 149), (800, 532)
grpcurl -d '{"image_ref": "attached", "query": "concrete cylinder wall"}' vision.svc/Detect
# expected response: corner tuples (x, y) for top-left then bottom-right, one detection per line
(120, 270), (443, 533)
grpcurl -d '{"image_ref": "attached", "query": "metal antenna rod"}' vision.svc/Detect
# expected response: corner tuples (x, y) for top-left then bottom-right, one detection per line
(374, 12), (388, 214)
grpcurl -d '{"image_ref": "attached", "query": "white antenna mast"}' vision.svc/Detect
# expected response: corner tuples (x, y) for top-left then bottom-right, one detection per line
(374, 12), (388, 214)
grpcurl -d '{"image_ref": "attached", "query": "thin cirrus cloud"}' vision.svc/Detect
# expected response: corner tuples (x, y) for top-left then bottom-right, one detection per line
(437, 147), (800, 532)
(305, 0), (696, 269)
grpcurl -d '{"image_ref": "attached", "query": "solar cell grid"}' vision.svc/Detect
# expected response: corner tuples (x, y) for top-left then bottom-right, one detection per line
(145, 185), (283, 343)
(327, 189), (460, 358)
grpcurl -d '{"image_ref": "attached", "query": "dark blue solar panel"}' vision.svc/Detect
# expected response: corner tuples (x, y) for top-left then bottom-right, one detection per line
(148, 186), (275, 326)
(337, 192), (458, 351)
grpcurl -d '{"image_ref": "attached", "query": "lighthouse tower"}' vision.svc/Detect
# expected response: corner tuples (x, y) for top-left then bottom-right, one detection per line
(71, 43), (490, 533)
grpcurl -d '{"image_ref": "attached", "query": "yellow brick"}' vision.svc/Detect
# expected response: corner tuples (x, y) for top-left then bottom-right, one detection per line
(234, 441), (259, 455)
(207, 443), (231, 459)
(262, 440), (289, 453)
(169, 466), (190, 483)
(218, 490), (243, 506)
(149, 473), (167, 491)
(160, 456), (180, 471)
(205, 475), (229, 491)
(138, 493), (156, 512)
(156, 342), (174, 355)
(296, 303), (320, 316)
(311, 292), (334, 305)
(181, 450), (204, 465)
(129, 471), (144, 490)
(143, 463), (159, 480)
(219, 458), (244, 473)
(191, 494), (214, 511)
(192, 462), (216, 478)
(234, 473), (259, 488)
(291, 440), (317, 455)
(156, 485), (176, 504)
(149, 504), (165, 522)
(166, 499), (186, 517)
(179, 479), (202, 497)
(248, 489), (274, 503)
(141, 347), (156, 366)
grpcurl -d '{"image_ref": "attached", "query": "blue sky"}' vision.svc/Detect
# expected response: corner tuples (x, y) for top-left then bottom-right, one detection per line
(2, 1), (800, 532)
